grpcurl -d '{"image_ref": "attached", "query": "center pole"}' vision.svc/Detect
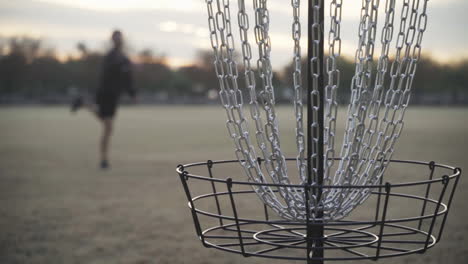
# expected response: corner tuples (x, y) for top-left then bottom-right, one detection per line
(307, 0), (324, 263)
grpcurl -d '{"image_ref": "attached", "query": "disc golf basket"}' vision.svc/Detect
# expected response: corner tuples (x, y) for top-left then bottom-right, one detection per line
(176, 0), (462, 263)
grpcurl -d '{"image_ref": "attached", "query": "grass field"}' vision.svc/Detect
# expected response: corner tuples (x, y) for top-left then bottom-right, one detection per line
(0, 106), (467, 264)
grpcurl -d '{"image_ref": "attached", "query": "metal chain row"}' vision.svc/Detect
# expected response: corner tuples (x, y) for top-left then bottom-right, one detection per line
(321, 0), (342, 218)
(356, 0), (397, 178)
(251, 0), (305, 219)
(236, 1), (294, 217)
(205, 0), (291, 219)
(206, 0), (311, 220)
(330, 0), (380, 219)
(342, 0), (399, 211)
(307, 0), (324, 220)
(333, 0), (429, 218)
(365, 0), (429, 181)
(237, 0), (275, 189)
(203, 0), (430, 222)
(336, 0), (397, 216)
(291, 0), (307, 186)
(335, 0), (382, 217)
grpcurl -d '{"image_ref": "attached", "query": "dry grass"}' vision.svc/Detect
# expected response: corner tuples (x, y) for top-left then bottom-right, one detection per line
(0, 106), (467, 264)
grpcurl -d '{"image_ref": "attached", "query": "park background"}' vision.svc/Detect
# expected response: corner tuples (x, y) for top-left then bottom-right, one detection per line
(1, 0), (467, 264)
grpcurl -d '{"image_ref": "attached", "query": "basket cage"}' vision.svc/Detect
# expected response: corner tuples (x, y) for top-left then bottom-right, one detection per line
(176, 158), (460, 262)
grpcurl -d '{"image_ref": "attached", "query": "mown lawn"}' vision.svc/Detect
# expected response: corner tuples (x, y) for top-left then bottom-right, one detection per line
(0, 106), (467, 264)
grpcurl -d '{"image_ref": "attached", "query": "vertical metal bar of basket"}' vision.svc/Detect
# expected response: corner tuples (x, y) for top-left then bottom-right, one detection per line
(418, 161), (436, 230)
(437, 168), (461, 241)
(178, 169), (206, 246)
(226, 178), (247, 256)
(304, 183), (313, 263)
(423, 175), (449, 252)
(207, 160), (224, 228)
(307, 0), (324, 263)
(257, 157), (270, 221)
(374, 176), (384, 224)
(375, 182), (391, 260)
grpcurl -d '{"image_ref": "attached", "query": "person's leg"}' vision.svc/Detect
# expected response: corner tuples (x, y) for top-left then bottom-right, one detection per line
(71, 94), (100, 119)
(98, 97), (118, 169)
(86, 103), (100, 120)
(100, 117), (114, 168)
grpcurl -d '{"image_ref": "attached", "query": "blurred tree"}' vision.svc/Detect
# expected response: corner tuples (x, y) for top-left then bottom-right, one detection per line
(77, 42), (88, 57)
(29, 54), (66, 96)
(132, 48), (172, 97)
(196, 49), (214, 70)
(0, 39), (28, 93)
(0, 36), (466, 105)
(138, 49), (154, 64)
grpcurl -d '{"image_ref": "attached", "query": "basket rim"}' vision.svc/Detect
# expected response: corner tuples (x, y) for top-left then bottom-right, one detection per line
(176, 158), (461, 190)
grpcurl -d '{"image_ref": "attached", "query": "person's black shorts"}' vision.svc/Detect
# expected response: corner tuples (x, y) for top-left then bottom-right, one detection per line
(96, 93), (119, 119)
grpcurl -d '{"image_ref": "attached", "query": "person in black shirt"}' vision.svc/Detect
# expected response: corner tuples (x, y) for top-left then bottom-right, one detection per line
(71, 30), (136, 169)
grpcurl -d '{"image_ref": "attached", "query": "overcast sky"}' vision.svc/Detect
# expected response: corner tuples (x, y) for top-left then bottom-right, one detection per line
(1, 0), (467, 68)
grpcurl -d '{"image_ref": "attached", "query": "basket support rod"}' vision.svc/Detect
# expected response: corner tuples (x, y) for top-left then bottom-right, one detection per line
(307, 0), (325, 263)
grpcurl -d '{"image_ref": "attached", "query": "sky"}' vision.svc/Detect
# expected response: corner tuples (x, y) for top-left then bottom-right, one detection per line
(0, 0), (467, 68)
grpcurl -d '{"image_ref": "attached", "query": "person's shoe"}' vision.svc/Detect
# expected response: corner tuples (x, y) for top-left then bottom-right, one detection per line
(100, 160), (109, 170)
(71, 96), (83, 113)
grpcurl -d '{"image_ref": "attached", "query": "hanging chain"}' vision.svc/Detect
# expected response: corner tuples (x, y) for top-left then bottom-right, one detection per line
(205, 0), (292, 219)
(291, 0), (308, 186)
(237, 0), (275, 183)
(238, 0), (297, 216)
(367, 0), (429, 179)
(253, 0), (310, 219)
(356, 0), (397, 177)
(322, 0), (342, 215)
(253, 0), (289, 186)
(330, 0), (378, 218)
(334, 0), (430, 218)
(307, 0), (323, 220)
(337, 0), (396, 215)
(203, 0), (430, 222)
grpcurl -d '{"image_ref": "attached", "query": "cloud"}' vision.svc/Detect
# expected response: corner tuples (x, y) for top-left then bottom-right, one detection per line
(34, 0), (200, 13)
(159, 21), (205, 38)
(1, 0), (467, 68)
(0, 0), (208, 64)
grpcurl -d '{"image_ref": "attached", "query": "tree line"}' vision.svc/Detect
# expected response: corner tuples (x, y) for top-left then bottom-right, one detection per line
(0, 36), (466, 105)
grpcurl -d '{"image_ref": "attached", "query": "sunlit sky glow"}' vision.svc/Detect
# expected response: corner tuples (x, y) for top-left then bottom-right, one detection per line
(1, 0), (467, 68)
(35, 0), (199, 12)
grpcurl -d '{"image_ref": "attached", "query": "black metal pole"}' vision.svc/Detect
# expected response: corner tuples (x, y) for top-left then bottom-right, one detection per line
(307, 0), (324, 263)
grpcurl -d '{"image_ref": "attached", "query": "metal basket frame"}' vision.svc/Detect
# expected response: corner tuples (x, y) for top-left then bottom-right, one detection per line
(176, 158), (461, 262)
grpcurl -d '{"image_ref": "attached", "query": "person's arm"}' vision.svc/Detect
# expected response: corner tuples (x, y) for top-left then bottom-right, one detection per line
(99, 55), (110, 93)
(122, 58), (136, 100)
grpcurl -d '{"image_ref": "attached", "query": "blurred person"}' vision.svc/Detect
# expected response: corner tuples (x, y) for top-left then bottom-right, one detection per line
(71, 30), (136, 169)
